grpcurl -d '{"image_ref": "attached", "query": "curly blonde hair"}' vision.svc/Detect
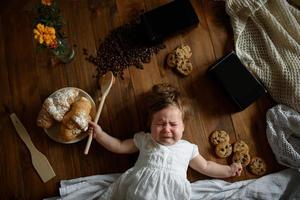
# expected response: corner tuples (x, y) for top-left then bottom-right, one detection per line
(145, 83), (191, 128)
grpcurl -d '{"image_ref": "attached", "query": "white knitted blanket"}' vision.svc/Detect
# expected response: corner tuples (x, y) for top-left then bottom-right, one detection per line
(266, 104), (300, 170)
(225, 0), (300, 112)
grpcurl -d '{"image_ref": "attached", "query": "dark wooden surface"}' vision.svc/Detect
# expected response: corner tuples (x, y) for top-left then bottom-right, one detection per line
(0, 0), (283, 199)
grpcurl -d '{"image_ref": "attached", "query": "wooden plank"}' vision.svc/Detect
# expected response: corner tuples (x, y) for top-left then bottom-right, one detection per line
(1, 9), (55, 198)
(180, 0), (238, 182)
(85, 0), (123, 175)
(56, 0), (98, 180)
(86, 0), (141, 174)
(0, 15), (27, 200)
(198, 0), (243, 182)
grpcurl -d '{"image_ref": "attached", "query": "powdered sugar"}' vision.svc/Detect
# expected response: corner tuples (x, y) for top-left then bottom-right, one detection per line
(45, 88), (79, 121)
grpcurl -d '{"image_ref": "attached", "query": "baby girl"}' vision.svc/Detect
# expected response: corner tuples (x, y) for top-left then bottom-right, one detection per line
(89, 83), (242, 200)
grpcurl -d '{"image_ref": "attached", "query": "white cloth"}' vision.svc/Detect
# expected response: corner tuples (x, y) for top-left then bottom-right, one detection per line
(226, 0), (300, 112)
(46, 168), (300, 200)
(59, 174), (120, 200)
(266, 104), (300, 170)
(190, 168), (300, 200)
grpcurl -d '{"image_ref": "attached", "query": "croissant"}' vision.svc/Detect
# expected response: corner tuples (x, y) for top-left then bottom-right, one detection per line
(44, 88), (79, 122)
(36, 88), (79, 129)
(60, 125), (82, 141)
(60, 97), (92, 141)
(36, 104), (54, 129)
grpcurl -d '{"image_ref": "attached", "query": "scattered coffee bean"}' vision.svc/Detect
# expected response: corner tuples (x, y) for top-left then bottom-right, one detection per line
(85, 19), (165, 80)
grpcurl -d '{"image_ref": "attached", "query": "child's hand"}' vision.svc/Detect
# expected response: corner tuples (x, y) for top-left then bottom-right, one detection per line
(88, 121), (103, 139)
(230, 162), (243, 177)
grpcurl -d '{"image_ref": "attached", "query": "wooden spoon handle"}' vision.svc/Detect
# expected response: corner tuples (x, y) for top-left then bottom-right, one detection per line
(93, 96), (104, 123)
(84, 96), (105, 155)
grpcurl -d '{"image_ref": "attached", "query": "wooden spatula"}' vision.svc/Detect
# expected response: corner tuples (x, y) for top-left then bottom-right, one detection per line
(84, 71), (115, 155)
(10, 113), (56, 183)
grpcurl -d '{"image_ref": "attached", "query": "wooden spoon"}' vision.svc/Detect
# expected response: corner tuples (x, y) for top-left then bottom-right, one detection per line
(84, 71), (115, 155)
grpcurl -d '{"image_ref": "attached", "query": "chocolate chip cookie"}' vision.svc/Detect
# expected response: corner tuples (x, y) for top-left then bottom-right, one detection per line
(181, 45), (192, 59)
(176, 60), (193, 76)
(248, 157), (266, 176)
(210, 130), (230, 146)
(233, 140), (249, 153)
(215, 142), (232, 158)
(232, 151), (251, 167)
(167, 53), (178, 67)
(175, 45), (192, 59)
(166, 44), (193, 76)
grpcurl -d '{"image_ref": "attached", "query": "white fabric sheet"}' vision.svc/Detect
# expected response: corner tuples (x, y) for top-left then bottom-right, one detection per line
(190, 168), (300, 200)
(45, 168), (300, 200)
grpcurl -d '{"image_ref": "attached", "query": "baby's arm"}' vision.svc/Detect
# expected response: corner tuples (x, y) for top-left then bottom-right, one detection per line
(189, 154), (242, 178)
(89, 121), (138, 154)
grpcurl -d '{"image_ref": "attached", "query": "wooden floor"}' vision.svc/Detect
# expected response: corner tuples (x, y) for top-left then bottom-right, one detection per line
(0, 0), (284, 199)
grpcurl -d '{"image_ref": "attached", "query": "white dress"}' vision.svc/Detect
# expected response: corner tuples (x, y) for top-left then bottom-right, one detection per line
(101, 132), (199, 200)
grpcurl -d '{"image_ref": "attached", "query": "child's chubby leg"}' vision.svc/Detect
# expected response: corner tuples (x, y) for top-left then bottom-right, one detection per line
(189, 154), (243, 178)
(88, 121), (138, 154)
